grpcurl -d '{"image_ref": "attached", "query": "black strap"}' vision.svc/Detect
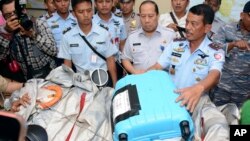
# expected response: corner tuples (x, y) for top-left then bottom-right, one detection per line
(15, 36), (33, 79)
(79, 34), (128, 75)
(170, 12), (185, 38)
(79, 34), (106, 61)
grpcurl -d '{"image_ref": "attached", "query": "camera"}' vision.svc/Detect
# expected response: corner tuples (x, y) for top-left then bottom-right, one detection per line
(15, 0), (33, 31)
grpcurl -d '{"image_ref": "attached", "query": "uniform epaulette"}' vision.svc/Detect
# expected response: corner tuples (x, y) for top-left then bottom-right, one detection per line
(173, 37), (186, 42)
(45, 15), (53, 20)
(63, 27), (72, 34)
(209, 42), (223, 50)
(99, 24), (108, 31)
(115, 12), (122, 17)
(71, 23), (77, 27)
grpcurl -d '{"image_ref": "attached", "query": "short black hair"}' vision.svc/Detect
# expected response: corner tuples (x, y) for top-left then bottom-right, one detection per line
(94, 0), (113, 2)
(139, 0), (159, 15)
(71, 0), (92, 10)
(206, 0), (221, 5)
(0, 0), (14, 11)
(189, 4), (214, 24)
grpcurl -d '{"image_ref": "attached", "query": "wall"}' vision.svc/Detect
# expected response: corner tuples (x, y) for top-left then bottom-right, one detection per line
(135, 0), (172, 14)
(27, 0), (172, 18)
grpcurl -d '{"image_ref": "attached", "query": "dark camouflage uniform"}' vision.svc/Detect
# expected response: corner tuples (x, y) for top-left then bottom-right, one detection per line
(212, 21), (250, 107)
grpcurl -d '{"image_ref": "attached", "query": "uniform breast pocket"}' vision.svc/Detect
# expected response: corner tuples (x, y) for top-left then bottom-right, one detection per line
(193, 65), (209, 82)
(92, 43), (107, 55)
(169, 60), (182, 75)
(131, 47), (145, 64)
(70, 47), (83, 55)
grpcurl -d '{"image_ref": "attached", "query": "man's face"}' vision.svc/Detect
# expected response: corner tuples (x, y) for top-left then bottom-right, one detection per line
(171, 0), (189, 14)
(140, 3), (158, 33)
(53, 0), (70, 15)
(204, 0), (220, 13)
(45, 0), (56, 14)
(120, 0), (134, 15)
(73, 2), (93, 27)
(95, 0), (113, 15)
(185, 12), (211, 41)
(1, 1), (16, 20)
(241, 12), (250, 32)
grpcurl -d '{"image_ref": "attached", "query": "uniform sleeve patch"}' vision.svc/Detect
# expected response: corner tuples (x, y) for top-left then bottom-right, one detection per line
(209, 42), (223, 50)
(214, 52), (224, 61)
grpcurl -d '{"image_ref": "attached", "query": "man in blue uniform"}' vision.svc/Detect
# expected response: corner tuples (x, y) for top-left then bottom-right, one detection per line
(58, 0), (118, 87)
(47, 0), (77, 66)
(93, 0), (127, 51)
(93, 0), (127, 79)
(150, 4), (229, 140)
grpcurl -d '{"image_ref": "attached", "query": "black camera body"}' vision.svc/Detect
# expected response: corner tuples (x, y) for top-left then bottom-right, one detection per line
(15, 0), (33, 31)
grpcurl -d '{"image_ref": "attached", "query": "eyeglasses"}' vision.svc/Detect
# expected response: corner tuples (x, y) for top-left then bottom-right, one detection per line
(2, 11), (17, 20)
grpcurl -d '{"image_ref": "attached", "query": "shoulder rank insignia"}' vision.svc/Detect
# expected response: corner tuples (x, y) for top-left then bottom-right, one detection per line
(209, 42), (223, 50)
(45, 14), (53, 20)
(63, 27), (72, 34)
(99, 24), (109, 31)
(71, 23), (77, 26)
(115, 12), (122, 17)
(113, 20), (120, 26)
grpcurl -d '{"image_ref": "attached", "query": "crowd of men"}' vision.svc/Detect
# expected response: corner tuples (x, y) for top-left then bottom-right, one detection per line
(0, 0), (249, 139)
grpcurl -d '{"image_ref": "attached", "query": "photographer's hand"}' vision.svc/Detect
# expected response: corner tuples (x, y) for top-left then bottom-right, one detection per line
(19, 27), (36, 39)
(4, 15), (20, 33)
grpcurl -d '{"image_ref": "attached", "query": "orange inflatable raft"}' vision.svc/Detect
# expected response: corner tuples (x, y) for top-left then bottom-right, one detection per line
(37, 85), (62, 109)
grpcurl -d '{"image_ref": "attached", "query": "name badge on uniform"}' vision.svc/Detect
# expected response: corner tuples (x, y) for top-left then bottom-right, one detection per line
(70, 44), (79, 47)
(133, 43), (141, 46)
(91, 54), (97, 63)
(96, 41), (105, 44)
(171, 52), (182, 57)
(51, 24), (59, 29)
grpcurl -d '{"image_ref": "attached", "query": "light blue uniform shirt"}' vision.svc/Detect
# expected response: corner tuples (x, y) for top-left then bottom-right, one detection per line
(58, 23), (118, 72)
(158, 37), (225, 89)
(92, 13), (127, 49)
(47, 12), (77, 50)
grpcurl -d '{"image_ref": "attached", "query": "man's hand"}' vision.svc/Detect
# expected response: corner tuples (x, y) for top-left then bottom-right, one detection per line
(133, 69), (146, 74)
(175, 84), (204, 113)
(11, 93), (31, 112)
(167, 23), (178, 31)
(233, 40), (250, 51)
(4, 15), (20, 33)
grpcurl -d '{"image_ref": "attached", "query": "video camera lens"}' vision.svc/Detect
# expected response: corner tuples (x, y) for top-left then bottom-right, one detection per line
(19, 13), (33, 30)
